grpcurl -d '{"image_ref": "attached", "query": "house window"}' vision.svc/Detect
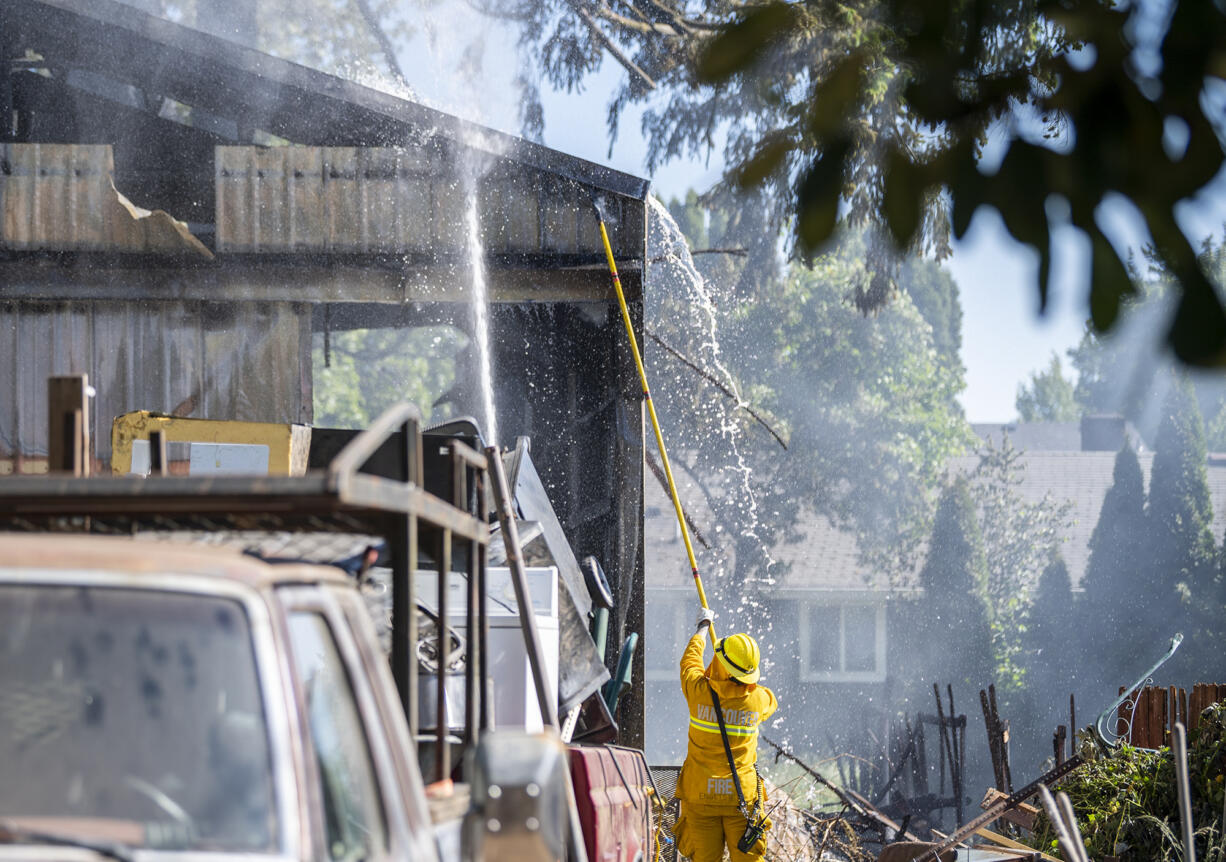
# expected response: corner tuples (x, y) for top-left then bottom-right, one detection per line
(799, 601), (887, 683)
(645, 598), (693, 682)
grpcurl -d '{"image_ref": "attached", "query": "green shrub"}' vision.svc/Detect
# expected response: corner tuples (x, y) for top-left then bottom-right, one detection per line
(1025, 703), (1226, 861)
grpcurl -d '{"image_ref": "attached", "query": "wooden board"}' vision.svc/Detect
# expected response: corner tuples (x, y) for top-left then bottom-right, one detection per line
(979, 788), (1037, 831)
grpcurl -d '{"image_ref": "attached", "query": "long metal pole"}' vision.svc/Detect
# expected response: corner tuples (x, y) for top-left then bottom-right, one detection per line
(595, 215), (716, 646)
(436, 525), (451, 782)
(1174, 722), (1197, 862)
(460, 449), (479, 748)
(487, 445), (558, 729)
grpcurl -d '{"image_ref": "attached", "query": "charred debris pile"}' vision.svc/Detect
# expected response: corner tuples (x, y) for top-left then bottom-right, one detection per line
(733, 677), (1226, 861)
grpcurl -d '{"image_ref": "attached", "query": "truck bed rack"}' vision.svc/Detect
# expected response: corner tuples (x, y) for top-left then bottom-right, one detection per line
(0, 403), (492, 771)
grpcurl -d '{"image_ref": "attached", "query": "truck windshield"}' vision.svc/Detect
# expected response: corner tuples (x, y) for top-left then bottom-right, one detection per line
(0, 583), (278, 853)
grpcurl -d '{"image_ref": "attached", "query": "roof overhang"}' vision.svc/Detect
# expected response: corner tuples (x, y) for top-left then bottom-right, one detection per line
(0, 0), (649, 202)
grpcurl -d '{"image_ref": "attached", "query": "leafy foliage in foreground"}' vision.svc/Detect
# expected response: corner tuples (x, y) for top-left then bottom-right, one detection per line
(1026, 704), (1226, 861)
(697, 0), (1226, 365)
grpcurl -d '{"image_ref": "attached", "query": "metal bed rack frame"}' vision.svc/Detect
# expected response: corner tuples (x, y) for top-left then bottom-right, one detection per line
(0, 401), (539, 784)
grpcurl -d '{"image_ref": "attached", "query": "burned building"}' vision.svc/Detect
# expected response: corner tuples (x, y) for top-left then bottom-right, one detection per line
(0, 0), (649, 741)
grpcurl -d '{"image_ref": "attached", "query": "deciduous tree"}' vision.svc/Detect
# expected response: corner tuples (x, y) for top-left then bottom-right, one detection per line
(968, 437), (1072, 699)
(1016, 354), (1079, 423)
(648, 201), (973, 595)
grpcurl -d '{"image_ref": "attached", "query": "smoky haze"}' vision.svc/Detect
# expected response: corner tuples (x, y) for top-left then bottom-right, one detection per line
(90, 0), (1226, 826)
(640, 195), (1226, 820)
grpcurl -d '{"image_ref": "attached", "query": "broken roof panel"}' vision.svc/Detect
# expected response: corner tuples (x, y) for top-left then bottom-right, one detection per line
(0, 0), (649, 202)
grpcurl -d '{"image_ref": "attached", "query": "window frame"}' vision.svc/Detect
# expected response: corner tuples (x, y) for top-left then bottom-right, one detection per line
(278, 586), (399, 862)
(644, 593), (693, 683)
(797, 599), (888, 684)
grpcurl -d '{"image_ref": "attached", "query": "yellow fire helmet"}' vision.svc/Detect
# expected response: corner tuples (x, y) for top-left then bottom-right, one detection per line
(714, 632), (761, 684)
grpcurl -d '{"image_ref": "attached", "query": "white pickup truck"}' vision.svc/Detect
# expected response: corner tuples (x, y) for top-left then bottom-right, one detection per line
(0, 404), (652, 862)
(0, 534), (445, 862)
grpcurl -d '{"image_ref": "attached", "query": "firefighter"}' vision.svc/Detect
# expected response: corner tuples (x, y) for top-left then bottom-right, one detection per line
(674, 608), (778, 862)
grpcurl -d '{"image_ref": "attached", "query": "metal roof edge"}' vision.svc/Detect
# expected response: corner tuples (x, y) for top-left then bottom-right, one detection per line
(10, 0), (650, 200)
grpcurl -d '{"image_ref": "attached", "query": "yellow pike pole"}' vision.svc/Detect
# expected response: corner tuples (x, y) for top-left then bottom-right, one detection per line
(595, 210), (717, 647)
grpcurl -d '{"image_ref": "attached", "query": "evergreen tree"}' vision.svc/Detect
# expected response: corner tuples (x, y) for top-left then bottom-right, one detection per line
(1081, 443), (1146, 626)
(899, 479), (994, 697)
(1026, 555), (1077, 731)
(1146, 375), (1217, 676)
(1076, 442), (1148, 694)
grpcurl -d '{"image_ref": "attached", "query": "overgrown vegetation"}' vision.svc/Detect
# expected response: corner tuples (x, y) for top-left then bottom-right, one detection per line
(1025, 704), (1226, 861)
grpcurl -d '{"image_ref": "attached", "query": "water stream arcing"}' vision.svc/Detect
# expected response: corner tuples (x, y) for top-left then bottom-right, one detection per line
(465, 194), (499, 447)
(646, 196), (776, 594)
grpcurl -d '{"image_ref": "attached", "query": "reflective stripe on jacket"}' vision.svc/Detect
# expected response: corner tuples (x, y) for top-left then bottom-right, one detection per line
(676, 630), (777, 808)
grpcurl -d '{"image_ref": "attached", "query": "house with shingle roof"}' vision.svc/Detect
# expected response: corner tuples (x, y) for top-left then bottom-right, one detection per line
(642, 417), (1226, 763)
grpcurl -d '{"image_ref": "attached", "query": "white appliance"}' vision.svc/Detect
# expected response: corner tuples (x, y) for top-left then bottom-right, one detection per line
(415, 566), (559, 733)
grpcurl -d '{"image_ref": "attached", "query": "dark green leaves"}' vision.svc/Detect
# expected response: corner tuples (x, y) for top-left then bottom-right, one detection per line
(989, 143), (1052, 310)
(736, 134), (792, 188)
(1089, 227), (1133, 333)
(531, 0), (1226, 365)
(796, 137), (851, 252)
(1169, 265), (1226, 366)
(883, 147), (925, 249)
(696, 2), (798, 83)
(807, 52), (866, 140)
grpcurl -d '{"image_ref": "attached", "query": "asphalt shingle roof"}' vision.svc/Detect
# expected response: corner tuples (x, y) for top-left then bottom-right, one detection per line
(646, 447), (1226, 594)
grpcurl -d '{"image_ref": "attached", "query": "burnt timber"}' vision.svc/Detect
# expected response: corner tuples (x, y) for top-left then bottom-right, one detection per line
(0, 0), (649, 743)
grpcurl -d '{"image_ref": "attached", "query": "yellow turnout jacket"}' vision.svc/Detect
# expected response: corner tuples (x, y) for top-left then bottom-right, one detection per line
(676, 630), (777, 809)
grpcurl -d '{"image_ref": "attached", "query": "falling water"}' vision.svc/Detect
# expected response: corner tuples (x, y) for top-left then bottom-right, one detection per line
(646, 197), (776, 592)
(465, 195), (499, 447)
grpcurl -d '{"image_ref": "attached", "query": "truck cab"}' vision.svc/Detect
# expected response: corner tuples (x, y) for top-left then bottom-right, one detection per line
(0, 535), (440, 862)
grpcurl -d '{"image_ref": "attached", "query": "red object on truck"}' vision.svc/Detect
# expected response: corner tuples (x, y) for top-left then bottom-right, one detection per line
(569, 744), (655, 862)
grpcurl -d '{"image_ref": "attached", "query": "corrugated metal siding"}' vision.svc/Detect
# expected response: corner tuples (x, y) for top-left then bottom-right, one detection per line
(1, 143), (211, 256)
(216, 145), (442, 253)
(1, 144), (113, 249)
(0, 300), (308, 468)
(215, 145), (638, 258)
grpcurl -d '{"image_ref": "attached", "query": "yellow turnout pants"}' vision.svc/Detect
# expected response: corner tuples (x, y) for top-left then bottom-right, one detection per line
(674, 803), (769, 862)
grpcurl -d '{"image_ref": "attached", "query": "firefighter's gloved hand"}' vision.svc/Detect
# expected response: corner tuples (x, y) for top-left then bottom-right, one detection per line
(696, 608), (716, 630)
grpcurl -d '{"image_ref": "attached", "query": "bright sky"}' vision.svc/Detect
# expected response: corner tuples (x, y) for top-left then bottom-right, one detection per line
(394, 14), (1226, 424)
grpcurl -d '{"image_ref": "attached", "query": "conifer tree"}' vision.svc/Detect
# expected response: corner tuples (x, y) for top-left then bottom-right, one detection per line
(1076, 442), (1148, 692)
(1026, 555), (1076, 723)
(1146, 376), (1216, 676)
(1081, 443), (1146, 624)
(900, 478), (994, 695)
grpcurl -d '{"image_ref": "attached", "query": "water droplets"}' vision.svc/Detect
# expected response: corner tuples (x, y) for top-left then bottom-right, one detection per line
(464, 193), (499, 447)
(646, 197), (776, 596)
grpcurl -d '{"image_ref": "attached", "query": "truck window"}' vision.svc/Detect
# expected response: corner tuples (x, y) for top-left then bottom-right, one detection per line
(0, 584), (278, 852)
(287, 613), (388, 861)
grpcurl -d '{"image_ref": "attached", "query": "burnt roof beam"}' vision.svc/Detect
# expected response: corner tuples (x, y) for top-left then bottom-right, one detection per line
(1, 0), (650, 201)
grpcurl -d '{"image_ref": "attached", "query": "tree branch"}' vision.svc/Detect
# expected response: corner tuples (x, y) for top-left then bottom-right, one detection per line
(647, 329), (789, 450)
(351, 0), (413, 95)
(651, 247), (748, 258)
(644, 450), (711, 549)
(577, 0), (718, 38)
(568, 1), (658, 90)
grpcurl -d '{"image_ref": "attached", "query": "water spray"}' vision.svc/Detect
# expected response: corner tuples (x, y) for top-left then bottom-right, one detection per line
(590, 191), (717, 646)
